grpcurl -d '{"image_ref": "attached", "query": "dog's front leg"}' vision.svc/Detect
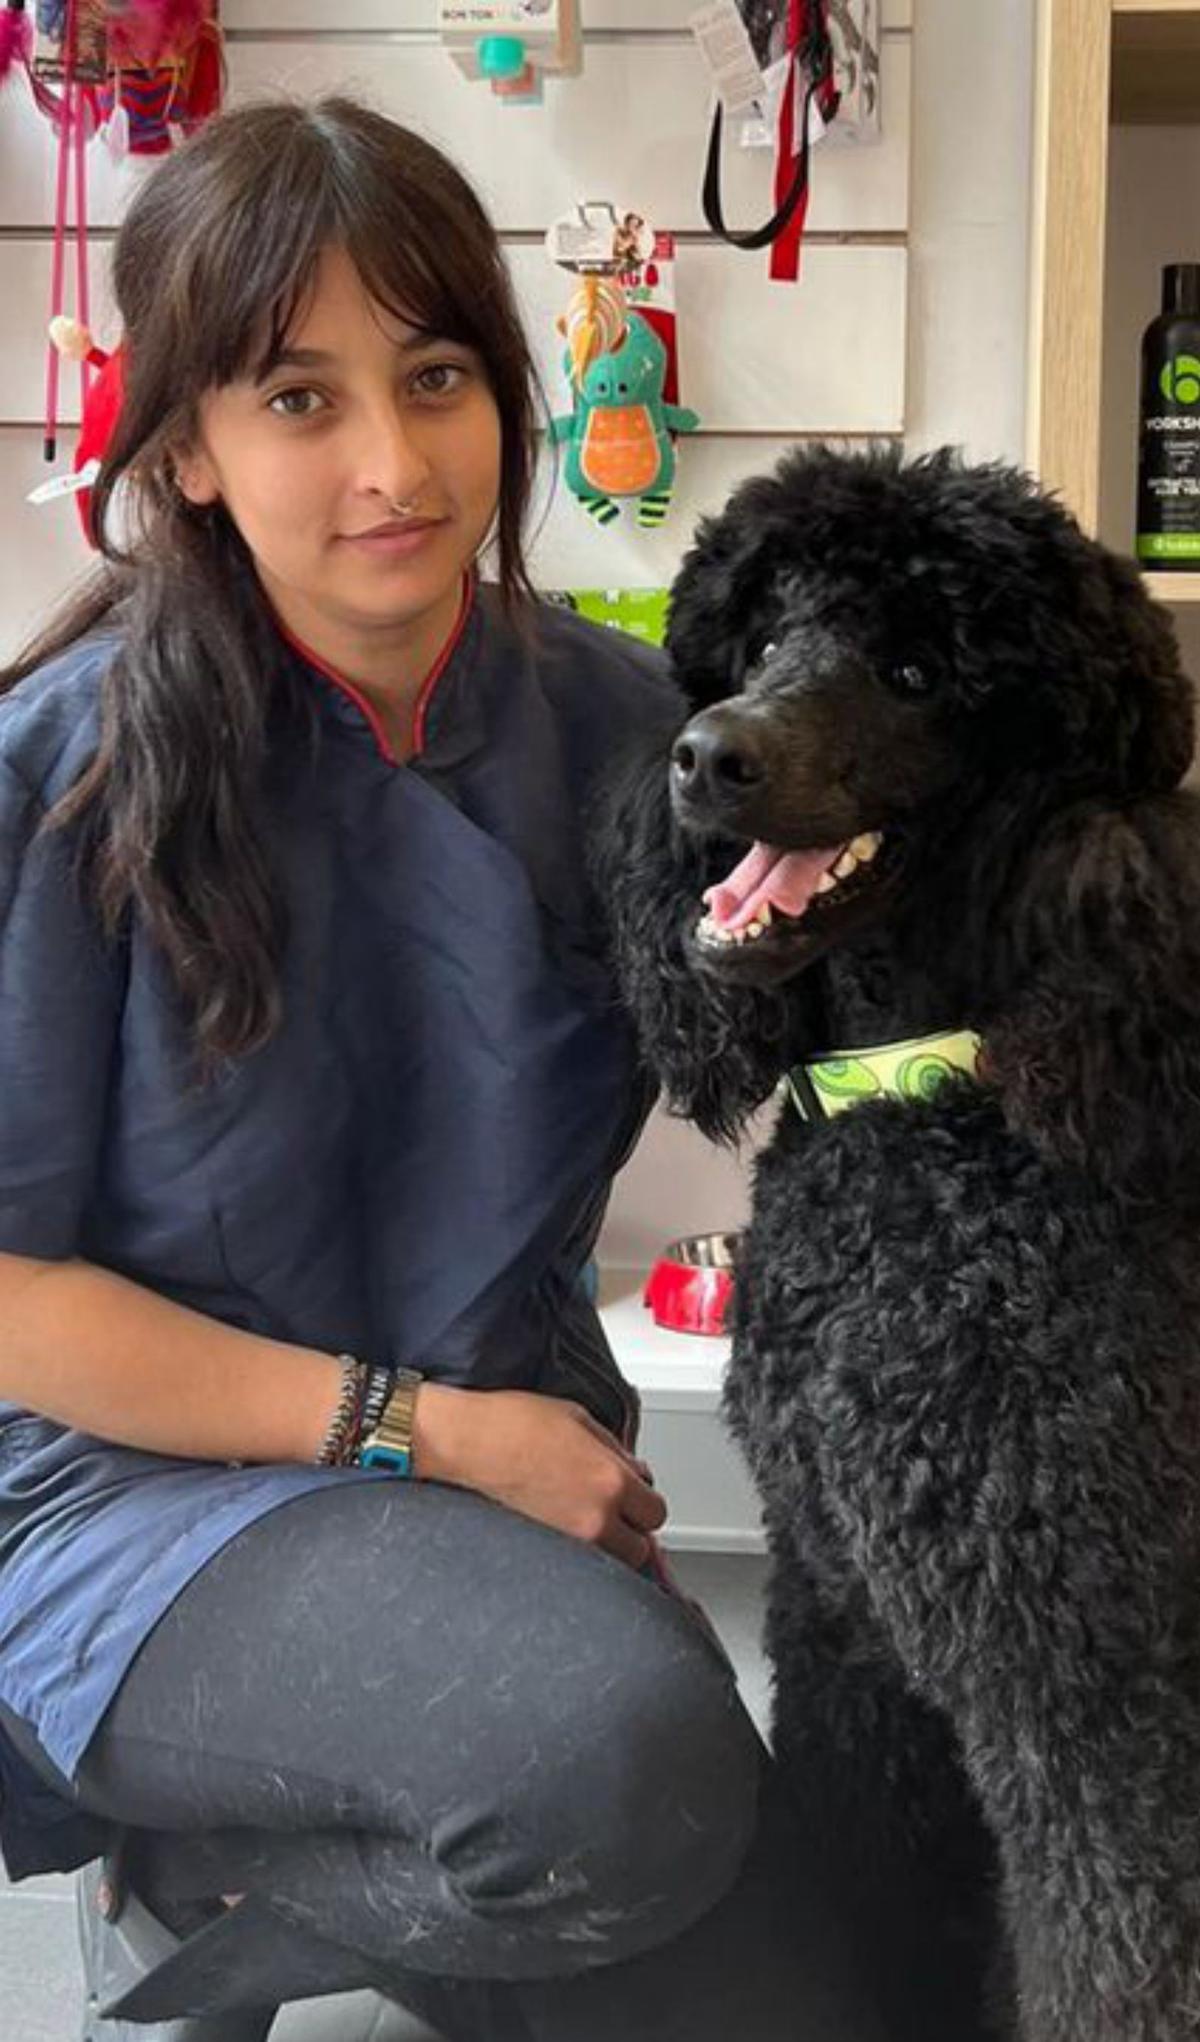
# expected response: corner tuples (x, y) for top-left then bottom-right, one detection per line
(820, 1448), (1200, 2042)
(760, 1517), (1004, 2042)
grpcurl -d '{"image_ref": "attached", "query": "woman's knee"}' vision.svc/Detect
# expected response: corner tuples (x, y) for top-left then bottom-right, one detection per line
(429, 1582), (763, 1963)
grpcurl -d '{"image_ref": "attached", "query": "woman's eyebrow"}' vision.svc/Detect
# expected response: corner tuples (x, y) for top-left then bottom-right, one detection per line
(255, 347), (338, 383)
(255, 333), (456, 382)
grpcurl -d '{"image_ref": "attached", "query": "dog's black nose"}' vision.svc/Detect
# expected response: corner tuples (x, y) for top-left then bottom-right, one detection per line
(672, 712), (767, 800)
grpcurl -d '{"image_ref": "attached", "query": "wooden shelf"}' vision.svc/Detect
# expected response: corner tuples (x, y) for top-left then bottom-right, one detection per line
(1029, 1), (1200, 530)
(1113, 6), (1200, 121)
(1142, 571), (1200, 601)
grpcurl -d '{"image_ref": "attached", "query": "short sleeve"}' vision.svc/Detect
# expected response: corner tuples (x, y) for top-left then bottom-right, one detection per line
(0, 758), (123, 1259)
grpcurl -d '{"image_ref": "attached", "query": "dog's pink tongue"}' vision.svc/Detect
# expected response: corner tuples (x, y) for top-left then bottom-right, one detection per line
(703, 840), (842, 930)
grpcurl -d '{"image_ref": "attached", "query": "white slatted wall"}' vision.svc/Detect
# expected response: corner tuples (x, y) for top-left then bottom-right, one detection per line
(0, 0), (912, 656)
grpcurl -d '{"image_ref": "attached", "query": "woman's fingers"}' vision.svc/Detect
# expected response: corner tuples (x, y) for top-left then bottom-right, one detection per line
(575, 1408), (667, 1541)
(579, 1410), (657, 1484)
(619, 1469), (668, 1534)
(602, 1518), (653, 1571)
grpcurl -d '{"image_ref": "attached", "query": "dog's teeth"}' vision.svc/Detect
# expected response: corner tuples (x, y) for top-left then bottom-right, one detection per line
(850, 832), (882, 862)
(697, 902), (777, 948)
(815, 871), (838, 894)
(832, 850), (858, 880)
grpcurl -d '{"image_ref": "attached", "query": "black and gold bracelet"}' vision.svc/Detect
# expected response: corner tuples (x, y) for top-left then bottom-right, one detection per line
(358, 1362), (396, 1441)
(315, 1354), (367, 1467)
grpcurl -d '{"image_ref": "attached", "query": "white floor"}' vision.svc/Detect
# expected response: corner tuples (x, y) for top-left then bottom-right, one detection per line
(0, 1552), (769, 2042)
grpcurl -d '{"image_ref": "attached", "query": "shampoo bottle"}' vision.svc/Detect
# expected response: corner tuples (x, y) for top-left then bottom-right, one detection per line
(1137, 262), (1200, 569)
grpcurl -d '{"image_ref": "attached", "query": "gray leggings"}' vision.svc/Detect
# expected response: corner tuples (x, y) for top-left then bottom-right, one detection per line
(48, 1481), (893, 2040)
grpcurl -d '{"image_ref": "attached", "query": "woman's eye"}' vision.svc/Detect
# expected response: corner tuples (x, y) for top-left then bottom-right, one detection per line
(412, 362), (469, 398)
(267, 387), (327, 419)
(889, 661), (934, 698)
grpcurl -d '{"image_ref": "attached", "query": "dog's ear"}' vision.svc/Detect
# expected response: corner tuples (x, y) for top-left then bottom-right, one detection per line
(665, 484), (790, 709)
(1094, 553), (1195, 795)
(589, 733), (813, 1140)
(984, 794), (1200, 1206)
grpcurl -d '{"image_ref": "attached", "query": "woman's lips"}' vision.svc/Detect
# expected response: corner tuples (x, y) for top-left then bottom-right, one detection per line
(340, 519), (446, 556)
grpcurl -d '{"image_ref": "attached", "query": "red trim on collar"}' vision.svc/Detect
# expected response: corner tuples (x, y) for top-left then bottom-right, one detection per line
(277, 574), (475, 766)
(412, 573), (474, 754)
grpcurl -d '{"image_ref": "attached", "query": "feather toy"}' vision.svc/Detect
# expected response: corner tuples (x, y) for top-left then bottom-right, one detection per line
(0, 2), (32, 84)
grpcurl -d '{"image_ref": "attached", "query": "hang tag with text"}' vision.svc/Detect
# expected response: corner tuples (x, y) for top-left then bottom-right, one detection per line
(689, 1), (767, 116)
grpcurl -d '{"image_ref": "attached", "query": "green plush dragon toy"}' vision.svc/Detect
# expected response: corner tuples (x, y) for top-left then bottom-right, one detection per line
(549, 293), (699, 528)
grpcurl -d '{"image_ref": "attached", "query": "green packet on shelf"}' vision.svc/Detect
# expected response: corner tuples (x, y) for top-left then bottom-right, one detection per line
(544, 588), (671, 647)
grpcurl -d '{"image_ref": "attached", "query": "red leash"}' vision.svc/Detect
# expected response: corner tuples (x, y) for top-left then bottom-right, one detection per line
(702, 0), (840, 283)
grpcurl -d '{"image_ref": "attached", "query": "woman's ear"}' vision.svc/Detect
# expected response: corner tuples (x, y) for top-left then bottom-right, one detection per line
(170, 444), (221, 509)
(984, 794), (1200, 1206)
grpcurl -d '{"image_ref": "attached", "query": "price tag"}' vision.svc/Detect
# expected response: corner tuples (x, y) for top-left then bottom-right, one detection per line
(27, 462), (99, 506)
(689, 1), (767, 117)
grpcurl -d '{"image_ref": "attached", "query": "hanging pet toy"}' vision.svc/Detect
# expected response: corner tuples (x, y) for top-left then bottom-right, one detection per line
(99, 0), (223, 156)
(6, 0), (108, 460)
(7, 2), (222, 503)
(24, 317), (125, 544)
(0, 1), (32, 80)
(546, 203), (699, 529)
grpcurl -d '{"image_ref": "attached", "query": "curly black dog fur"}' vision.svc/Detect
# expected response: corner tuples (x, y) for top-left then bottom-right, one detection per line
(594, 446), (1200, 2042)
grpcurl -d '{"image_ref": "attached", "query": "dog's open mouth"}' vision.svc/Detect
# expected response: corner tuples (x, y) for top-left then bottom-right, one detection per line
(695, 830), (886, 950)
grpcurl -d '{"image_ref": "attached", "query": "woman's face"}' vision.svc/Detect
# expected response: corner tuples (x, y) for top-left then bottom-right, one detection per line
(174, 244), (503, 658)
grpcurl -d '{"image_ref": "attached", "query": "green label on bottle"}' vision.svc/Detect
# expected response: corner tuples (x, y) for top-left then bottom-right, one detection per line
(1137, 531), (1200, 559)
(1160, 354), (1200, 405)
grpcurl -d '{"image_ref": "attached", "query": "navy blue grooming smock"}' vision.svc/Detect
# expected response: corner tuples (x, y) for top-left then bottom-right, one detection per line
(0, 583), (679, 1877)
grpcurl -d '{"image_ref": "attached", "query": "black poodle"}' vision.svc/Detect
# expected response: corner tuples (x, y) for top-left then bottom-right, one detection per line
(594, 445), (1200, 2042)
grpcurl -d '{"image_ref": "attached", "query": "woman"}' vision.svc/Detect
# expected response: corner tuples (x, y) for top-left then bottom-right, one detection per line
(0, 99), (885, 2042)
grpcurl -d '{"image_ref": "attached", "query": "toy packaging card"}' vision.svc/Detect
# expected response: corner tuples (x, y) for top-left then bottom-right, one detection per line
(33, 0), (108, 80)
(545, 588), (671, 647)
(624, 231), (684, 410)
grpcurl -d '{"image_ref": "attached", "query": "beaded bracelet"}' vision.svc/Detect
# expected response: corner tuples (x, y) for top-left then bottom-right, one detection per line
(316, 1357), (397, 1468)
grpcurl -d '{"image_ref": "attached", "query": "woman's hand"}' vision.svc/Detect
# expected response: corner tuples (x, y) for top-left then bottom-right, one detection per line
(412, 1384), (667, 1569)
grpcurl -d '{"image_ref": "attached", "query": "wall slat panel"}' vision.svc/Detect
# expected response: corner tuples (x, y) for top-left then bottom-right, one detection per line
(525, 432), (866, 584)
(0, 239), (906, 434)
(0, 38), (909, 234)
(517, 243), (907, 431)
(222, 1), (912, 35)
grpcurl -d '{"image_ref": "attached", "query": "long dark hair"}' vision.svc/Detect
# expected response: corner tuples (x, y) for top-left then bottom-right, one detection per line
(2, 97), (540, 1063)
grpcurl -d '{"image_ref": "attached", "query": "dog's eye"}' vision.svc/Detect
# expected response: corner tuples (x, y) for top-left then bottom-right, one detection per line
(754, 640), (778, 667)
(889, 661), (934, 699)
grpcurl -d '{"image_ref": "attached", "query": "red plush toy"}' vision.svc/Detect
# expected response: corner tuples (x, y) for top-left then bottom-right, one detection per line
(44, 316), (125, 545)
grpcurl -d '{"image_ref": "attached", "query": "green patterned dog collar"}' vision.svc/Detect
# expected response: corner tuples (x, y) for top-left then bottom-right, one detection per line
(785, 1029), (982, 1124)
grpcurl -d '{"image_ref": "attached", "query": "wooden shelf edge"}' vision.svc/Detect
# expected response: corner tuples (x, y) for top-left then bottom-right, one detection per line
(1113, 1), (1200, 16)
(1142, 571), (1200, 601)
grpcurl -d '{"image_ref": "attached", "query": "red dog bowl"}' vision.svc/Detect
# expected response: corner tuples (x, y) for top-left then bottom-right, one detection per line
(643, 1232), (739, 1336)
